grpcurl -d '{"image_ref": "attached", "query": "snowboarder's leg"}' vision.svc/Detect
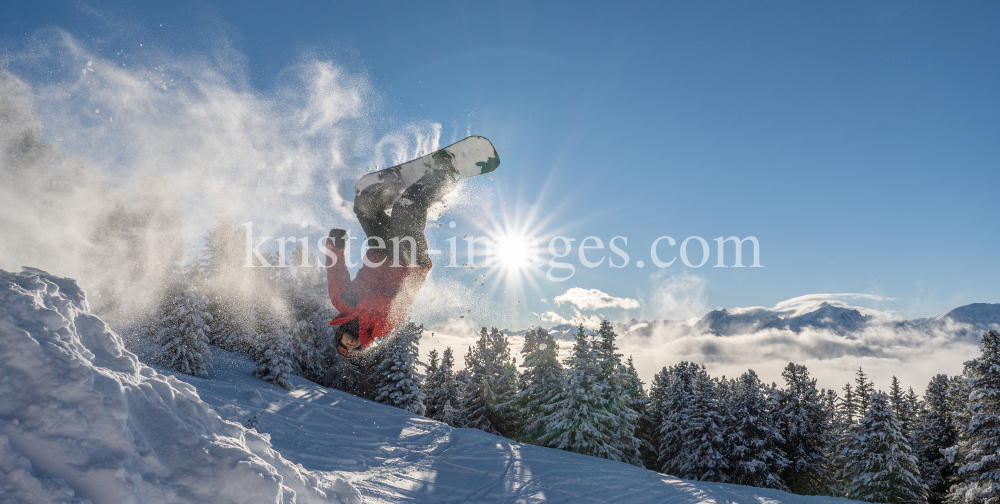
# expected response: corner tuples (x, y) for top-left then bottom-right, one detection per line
(386, 170), (457, 266)
(355, 160), (460, 263)
(386, 199), (430, 266)
(353, 167), (403, 248)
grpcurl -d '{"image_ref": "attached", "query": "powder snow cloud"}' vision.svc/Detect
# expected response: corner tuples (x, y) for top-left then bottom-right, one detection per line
(642, 270), (709, 321)
(1, 28), (470, 319)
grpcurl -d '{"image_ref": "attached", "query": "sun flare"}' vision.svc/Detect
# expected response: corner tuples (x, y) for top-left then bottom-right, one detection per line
(494, 234), (537, 270)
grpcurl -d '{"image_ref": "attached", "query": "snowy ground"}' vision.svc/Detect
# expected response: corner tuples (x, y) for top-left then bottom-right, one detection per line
(1, 268), (864, 504)
(178, 348), (864, 504)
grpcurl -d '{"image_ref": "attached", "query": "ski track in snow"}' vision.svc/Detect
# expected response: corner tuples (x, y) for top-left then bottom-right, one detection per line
(175, 348), (863, 504)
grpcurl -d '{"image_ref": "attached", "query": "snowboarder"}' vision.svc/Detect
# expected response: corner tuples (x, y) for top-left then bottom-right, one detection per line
(324, 136), (499, 357)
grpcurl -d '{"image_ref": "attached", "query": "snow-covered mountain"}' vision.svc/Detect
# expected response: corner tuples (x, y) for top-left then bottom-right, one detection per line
(782, 302), (872, 335)
(511, 301), (1000, 340)
(660, 303), (874, 337)
(936, 303), (1000, 328)
(1, 268), (863, 503)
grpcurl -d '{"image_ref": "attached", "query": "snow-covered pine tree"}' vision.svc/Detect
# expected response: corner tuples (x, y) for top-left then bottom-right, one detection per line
(950, 330), (1000, 504)
(939, 367), (974, 504)
(422, 349), (441, 416)
(831, 383), (859, 496)
(208, 298), (254, 353)
(906, 387), (922, 423)
(459, 327), (519, 437)
(948, 371), (974, 439)
(824, 387), (853, 497)
(716, 374), (735, 433)
(437, 400), (459, 426)
(293, 309), (339, 383)
(435, 358), (470, 427)
(517, 327), (564, 444)
(285, 243), (340, 378)
(152, 281), (213, 377)
(542, 325), (621, 461)
(889, 376), (920, 440)
(371, 322), (425, 415)
(916, 374), (957, 504)
(423, 347), (460, 424)
(714, 374), (737, 477)
(777, 362), (832, 495)
(437, 348), (460, 425)
(905, 386), (925, 458)
(849, 392), (925, 503)
(891, 376), (906, 415)
(454, 367), (471, 424)
(727, 369), (789, 489)
(842, 382), (857, 425)
(643, 366), (672, 470)
(854, 367), (875, 418)
(830, 366), (877, 497)
(427, 350), (439, 372)
(252, 310), (298, 390)
(655, 361), (699, 476)
(594, 320), (643, 466)
(674, 366), (729, 482)
(623, 356), (651, 467)
(314, 347), (367, 395)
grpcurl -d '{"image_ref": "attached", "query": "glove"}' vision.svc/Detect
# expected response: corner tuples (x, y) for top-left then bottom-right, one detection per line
(328, 228), (347, 249)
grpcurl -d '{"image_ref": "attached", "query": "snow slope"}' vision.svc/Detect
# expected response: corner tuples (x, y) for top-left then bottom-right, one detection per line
(1, 267), (863, 503)
(0, 268), (359, 504)
(935, 303), (1000, 329)
(173, 348), (865, 504)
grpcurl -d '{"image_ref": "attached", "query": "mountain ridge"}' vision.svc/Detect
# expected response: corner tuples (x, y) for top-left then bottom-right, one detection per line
(503, 302), (1000, 341)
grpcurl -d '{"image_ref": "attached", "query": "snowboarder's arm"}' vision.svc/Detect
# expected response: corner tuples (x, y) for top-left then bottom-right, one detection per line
(356, 311), (389, 348)
(325, 230), (353, 314)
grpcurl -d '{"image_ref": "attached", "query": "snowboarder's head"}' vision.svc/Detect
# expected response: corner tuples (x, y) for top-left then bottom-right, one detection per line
(336, 318), (361, 357)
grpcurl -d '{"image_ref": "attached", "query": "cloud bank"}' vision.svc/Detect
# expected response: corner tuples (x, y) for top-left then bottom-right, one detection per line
(618, 318), (982, 399)
(554, 287), (640, 310)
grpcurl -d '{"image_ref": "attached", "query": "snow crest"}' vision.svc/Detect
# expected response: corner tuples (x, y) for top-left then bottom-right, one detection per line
(0, 268), (360, 504)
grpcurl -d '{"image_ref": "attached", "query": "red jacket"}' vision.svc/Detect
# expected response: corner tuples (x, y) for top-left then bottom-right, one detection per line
(325, 241), (431, 348)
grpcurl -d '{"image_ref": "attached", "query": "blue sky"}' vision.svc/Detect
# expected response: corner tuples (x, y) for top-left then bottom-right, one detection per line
(4, 1), (998, 328)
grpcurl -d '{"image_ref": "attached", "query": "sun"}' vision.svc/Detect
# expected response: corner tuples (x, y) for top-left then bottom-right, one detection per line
(453, 171), (585, 316)
(494, 234), (537, 270)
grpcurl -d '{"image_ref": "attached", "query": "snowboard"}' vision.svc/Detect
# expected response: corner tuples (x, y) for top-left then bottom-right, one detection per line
(354, 136), (500, 203)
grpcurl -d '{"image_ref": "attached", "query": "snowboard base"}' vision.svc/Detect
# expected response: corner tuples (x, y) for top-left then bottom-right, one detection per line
(354, 136), (500, 204)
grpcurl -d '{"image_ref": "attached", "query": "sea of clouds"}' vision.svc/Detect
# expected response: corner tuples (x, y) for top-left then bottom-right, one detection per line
(500, 271), (986, 395)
